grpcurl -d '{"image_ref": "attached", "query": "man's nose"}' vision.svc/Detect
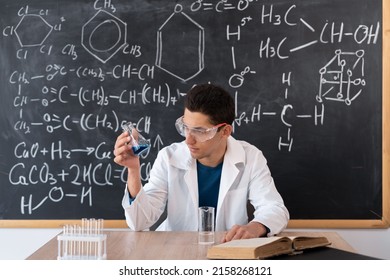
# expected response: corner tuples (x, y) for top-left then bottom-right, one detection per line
(185, 131), (196, 144)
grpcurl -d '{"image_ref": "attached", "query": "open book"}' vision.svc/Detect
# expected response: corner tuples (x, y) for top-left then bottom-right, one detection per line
(207, 236), (331, 259)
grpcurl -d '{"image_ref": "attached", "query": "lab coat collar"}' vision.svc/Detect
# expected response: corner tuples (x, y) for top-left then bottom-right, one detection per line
(224, 136), (246, 165)
(169, 141), (194, 170)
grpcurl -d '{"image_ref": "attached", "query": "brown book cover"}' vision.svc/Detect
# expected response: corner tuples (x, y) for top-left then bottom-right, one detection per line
(207, 236), (331, 259)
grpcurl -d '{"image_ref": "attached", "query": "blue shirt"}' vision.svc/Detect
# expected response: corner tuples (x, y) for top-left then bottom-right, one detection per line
(197, 160), (223, 210)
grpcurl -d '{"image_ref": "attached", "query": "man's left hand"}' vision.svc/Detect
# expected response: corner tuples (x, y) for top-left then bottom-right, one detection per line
(222, 222), (267, 243)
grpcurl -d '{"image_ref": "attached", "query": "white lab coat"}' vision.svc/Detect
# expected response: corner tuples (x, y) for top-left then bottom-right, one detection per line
(122, 136), (289, 236)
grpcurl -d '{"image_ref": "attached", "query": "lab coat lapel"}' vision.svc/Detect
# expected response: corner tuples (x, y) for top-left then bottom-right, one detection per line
(170, 142), (198, 210)
(184, 160), (198, 209)
(217, 137), (245, 214)
(218, 161), (239, 206)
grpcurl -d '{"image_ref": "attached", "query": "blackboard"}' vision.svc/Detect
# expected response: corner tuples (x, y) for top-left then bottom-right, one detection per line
(0, 0), (388, 228)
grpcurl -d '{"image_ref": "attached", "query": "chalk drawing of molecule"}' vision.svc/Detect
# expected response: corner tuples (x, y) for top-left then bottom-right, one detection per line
(14, 14), (53, 47)
(155, 4), (205, 81)
(81, 10), (127, 63)
(317, 49), (366, 105)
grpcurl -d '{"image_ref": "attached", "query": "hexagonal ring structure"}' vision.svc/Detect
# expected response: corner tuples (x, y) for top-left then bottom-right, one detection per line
(81, 10), (127, 64)
(14, 14), (53, 47)
(155, 5), (205, 82)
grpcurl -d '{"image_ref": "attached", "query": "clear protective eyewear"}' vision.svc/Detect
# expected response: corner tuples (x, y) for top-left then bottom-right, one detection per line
(175, 116), (227, 143)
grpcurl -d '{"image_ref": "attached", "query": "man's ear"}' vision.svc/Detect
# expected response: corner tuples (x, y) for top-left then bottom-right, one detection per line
(222, 125), (233, 137)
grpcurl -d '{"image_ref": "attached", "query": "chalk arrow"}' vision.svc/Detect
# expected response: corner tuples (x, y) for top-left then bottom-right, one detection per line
(71, 147), (95, 155)
(153, 134), (164, 151)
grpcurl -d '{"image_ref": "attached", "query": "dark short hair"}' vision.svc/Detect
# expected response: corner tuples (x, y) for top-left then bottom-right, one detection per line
(184, 84), (235, 125)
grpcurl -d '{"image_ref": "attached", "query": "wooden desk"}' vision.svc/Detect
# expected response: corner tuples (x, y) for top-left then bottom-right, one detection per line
(27, 231), (355, 260)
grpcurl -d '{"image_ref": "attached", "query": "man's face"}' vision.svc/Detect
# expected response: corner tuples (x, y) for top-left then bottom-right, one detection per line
(182, 109), (228, 164)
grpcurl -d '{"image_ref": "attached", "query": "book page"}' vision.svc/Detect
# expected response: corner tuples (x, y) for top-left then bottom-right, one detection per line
(211, 236), (284, 248)
(288, 236), (331, 250)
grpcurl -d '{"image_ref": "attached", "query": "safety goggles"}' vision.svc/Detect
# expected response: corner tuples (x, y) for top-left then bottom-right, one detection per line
(175, 116), (227, 143)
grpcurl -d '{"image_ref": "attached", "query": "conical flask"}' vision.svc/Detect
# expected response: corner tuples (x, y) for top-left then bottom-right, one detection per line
(121, 122), (151, 156)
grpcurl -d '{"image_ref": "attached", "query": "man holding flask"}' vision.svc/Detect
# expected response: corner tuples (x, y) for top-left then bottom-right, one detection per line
(113, 84), (289, 242)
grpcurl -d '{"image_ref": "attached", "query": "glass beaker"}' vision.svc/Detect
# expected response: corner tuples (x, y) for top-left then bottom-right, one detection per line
(121, 122), (151, 156)
(198, 206), (215, 245)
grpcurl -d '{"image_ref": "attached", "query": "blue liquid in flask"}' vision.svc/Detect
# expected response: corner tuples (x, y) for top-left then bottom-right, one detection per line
(132, 144), (150, 156)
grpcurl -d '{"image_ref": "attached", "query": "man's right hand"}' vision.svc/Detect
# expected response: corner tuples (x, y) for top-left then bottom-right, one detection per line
(113, 132), (140, 169)
(113, 131), (142, 197)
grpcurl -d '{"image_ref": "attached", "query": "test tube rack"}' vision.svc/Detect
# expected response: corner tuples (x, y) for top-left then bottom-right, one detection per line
(57, 218), (107, 260)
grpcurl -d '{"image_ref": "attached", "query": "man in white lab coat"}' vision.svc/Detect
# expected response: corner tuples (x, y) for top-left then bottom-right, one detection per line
(114, 84), (289, 242)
